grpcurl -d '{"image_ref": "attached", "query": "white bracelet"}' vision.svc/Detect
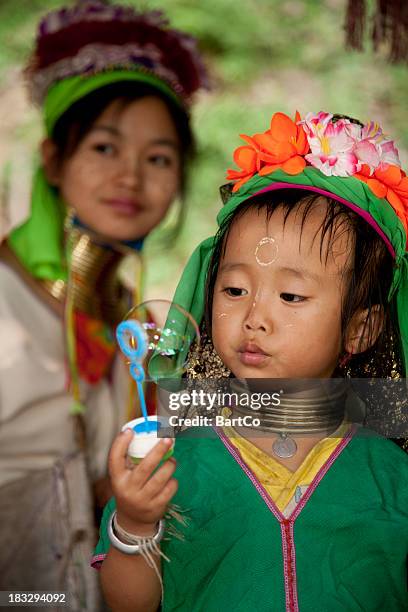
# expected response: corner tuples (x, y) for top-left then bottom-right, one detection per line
(108, 511), (165, 555)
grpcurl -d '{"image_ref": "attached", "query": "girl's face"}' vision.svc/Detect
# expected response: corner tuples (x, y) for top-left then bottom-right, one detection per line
(50, 96), (181, 241)
(212, 205), (351, 379)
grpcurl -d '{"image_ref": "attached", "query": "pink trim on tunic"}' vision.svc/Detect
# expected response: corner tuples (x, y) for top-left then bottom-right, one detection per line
(216, 425), (356, 612)
(288, 521), (298, 611)
(280, 519), (297, 611)
(91, 553), (106, 570)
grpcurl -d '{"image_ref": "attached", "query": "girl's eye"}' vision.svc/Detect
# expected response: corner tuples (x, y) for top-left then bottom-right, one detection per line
(92, 143), (116, 156)
(147, 154), (173, 167)
(223, 287), (248, 297)
(280, 293), (305, 303)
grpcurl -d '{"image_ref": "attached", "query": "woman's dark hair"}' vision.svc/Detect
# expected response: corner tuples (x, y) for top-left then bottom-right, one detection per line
(51, 81), (195, 240)
(204, 189), (400, 374)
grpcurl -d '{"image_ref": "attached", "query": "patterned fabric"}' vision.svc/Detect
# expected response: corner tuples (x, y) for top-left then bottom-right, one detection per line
(74, 310), (115, 385)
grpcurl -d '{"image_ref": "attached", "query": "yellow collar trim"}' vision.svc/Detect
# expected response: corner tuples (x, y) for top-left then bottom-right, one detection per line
(225, 421), (350, 513)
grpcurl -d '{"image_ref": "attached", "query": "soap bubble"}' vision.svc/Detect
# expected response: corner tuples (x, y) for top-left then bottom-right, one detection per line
(118, 299), (200, 382)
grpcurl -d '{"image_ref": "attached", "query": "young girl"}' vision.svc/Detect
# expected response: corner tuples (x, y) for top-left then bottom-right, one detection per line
(94, 111), (408, 611)
(0, 0), (207, 606)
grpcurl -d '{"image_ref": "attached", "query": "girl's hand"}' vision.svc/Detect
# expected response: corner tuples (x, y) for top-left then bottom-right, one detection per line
(108, 430), (178, 536)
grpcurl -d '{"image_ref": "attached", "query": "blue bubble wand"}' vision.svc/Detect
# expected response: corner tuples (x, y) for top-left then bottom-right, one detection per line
(116, 320), (158, 434)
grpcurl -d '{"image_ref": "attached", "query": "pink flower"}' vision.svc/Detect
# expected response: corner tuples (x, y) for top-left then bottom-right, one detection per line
(353, 121), (400, 174)
(302, 111), (333, 135)
(300, 112), (360, 177)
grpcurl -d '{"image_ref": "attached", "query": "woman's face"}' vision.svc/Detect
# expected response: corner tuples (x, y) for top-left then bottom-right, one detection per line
(49, 96), (181, 241)
(211, 205), (351, 379)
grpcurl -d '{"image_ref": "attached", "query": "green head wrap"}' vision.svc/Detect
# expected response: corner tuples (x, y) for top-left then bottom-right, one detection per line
(43, 70), (182, 138)
(7, 70), (183, 280)
(153, 167), (408, 378)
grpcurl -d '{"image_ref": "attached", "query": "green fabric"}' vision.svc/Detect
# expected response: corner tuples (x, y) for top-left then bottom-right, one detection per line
(7, 69), (181, 281)
(149, 168), (408, 377)
(94, 429), (408, 610)
(8, 167), (67, 280)
(43, 70), (182, 136)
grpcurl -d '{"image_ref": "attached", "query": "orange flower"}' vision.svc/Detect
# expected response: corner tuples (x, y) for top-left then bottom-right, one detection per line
(226, 111), (310, 192)
(355, 164), (408, 236)
(226, 138), (261, 193)
(256, 111), (309, 176)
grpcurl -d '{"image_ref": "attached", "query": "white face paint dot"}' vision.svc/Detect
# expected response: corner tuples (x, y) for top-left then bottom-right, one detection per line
(217, 313), (228, 319)
(255, 237), (278, 266)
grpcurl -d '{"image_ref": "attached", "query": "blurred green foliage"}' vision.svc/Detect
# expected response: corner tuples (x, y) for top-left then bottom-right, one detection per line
(0, 0), (407, 298)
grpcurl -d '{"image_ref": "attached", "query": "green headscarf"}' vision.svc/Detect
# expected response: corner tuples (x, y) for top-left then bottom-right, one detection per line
(153, 168), (408, 377)
(7, 70), (182, 280)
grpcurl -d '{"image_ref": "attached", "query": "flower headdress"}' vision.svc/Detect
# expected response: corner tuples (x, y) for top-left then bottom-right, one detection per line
(226, 111), (408, 244)
(150, 110), (408, 383)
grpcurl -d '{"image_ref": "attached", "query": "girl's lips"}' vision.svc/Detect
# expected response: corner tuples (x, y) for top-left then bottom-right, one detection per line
(239, 351), (269, 366)
(238, 342), (270, 366)
(103, 198), (143, 216)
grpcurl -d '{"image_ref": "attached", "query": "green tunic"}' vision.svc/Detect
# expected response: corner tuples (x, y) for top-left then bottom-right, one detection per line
(93, 427), (408, 611)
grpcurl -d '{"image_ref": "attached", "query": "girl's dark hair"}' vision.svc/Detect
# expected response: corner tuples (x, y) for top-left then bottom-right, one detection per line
(204, 189), (400, 374)
(51, 81), (195, 240)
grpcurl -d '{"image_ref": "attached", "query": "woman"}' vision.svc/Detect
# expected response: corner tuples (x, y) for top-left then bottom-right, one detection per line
(0, 1), (207, 608)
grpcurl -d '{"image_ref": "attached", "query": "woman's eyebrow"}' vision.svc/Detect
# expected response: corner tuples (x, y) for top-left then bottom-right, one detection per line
(90, 125), (179, 148)
(149, 138), (180, 150)
(90, 125), (121, 137)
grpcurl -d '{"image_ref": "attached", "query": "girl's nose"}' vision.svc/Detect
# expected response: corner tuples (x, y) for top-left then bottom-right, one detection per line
(243, 299), (272, 334)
